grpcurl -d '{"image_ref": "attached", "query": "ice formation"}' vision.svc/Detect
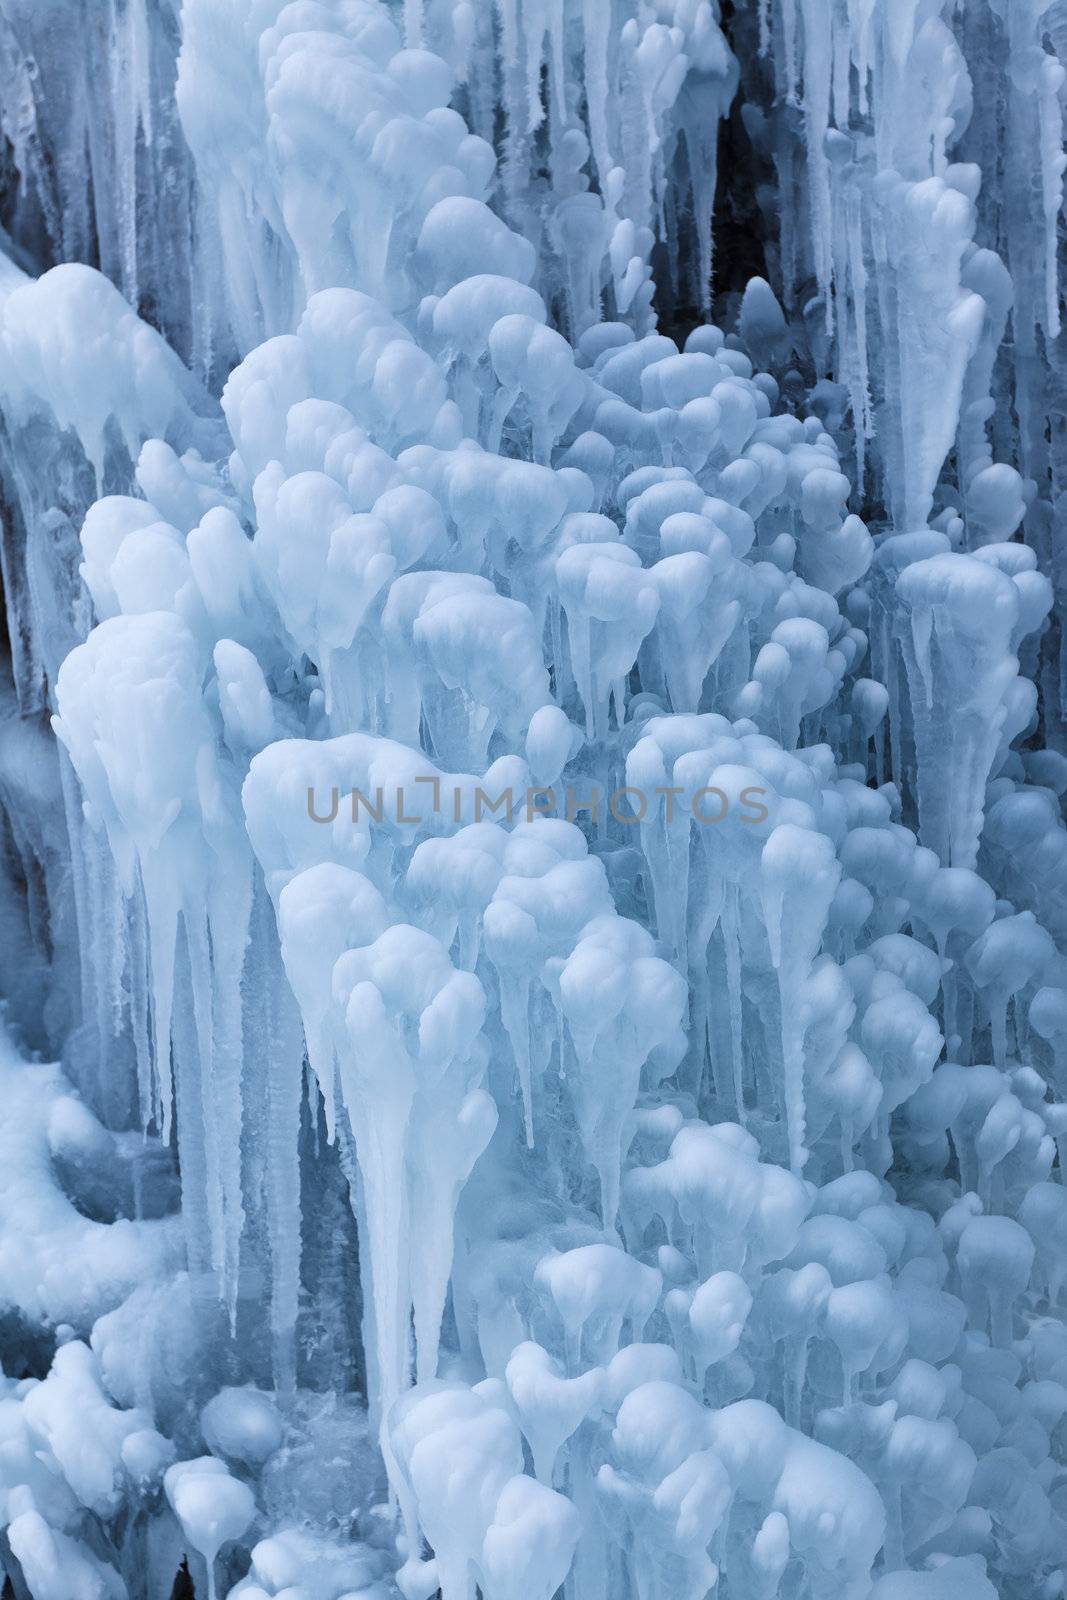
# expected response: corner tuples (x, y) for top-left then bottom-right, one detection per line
(0, 2), (1065, 1598)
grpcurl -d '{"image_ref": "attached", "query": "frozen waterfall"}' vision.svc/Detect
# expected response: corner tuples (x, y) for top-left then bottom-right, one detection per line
(0, 3), (1065, 1599)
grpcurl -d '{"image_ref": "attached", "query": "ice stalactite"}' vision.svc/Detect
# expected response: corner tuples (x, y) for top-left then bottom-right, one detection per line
(53, 610), (254, 1322)
(765, 3), (989, 527)
(762, 822), (841, 1175)
(0, 0), (198, 355)
(895, 551), (1051, 870)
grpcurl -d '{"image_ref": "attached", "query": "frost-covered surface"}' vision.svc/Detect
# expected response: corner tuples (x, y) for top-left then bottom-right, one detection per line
(0, 3), (1066, 1598)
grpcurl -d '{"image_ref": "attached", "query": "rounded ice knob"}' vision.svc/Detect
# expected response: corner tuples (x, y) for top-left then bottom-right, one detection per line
(957, 1214), (1035, 1344)
(201, 1386), (282, 1466)
(525, 705), (577, 786)
(164, 1457), (255, 1600)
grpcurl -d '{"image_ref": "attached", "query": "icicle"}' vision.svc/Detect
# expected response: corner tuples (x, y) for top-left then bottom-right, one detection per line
(208, 857), (253, 1328)
(261, 931), (305, 1396)
(582, 0), (614, 190)
(405, 0), (426, 49)
(523, 0), (549, 132)
(722, 882), (745, 1123)
(798, 0), (834, 318)
(409, 1081), (497, 1383)
(184, 902), (227, 1298)
(895, 554), (1025, 869)
(762, 824), (840, 1173)
(1037, 52), (1066, 340)
(781, 0), (799, 102)
(499, 970), (537, 1147)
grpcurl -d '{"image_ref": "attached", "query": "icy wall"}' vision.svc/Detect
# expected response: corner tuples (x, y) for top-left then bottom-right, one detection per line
(0, 3), (1066, 1598)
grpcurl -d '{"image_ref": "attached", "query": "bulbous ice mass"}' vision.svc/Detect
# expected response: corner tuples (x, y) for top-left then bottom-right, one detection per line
(0, 3), (1064, 1600)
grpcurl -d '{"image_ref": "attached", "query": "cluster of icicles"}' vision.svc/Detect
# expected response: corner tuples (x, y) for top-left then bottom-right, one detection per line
(0, 3), (1065, 1600)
